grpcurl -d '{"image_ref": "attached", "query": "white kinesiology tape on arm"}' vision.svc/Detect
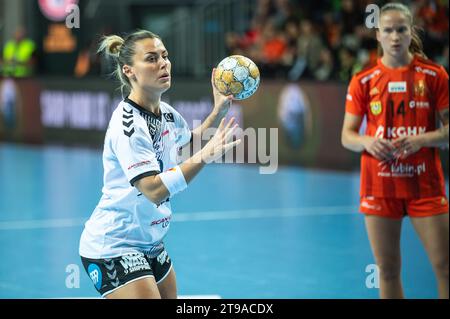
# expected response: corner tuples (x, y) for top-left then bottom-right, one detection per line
(159, 166), (187, 196)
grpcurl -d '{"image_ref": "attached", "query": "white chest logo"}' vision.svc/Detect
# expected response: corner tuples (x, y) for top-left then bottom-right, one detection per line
(388, 82), (407, 93)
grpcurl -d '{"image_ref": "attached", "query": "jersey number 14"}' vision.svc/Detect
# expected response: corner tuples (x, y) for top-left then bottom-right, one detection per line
(388, 100), (406, 116)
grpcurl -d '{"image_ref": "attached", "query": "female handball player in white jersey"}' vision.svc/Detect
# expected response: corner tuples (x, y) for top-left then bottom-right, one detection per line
(79, 30), (240, 298)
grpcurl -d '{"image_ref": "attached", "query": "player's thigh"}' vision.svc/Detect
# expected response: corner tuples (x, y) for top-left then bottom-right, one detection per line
(150, 249), (177, 299)
(157, 267), (177, 299)
(365, 212), (403, 266)
(408, 196), (448, 265)
(106, 276), (161, 299)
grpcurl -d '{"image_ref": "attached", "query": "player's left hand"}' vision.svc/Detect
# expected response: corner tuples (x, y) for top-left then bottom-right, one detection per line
(211, 68), (233, 117)
(392, 135), (424, 159)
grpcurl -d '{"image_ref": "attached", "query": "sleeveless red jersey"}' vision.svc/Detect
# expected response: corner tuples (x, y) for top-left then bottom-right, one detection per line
(345, 55), (449, 198)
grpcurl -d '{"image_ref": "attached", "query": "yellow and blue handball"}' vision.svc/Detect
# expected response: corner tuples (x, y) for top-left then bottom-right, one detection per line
(214, 55), (260, 100)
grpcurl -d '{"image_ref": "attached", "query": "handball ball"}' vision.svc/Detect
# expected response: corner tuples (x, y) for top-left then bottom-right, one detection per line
(213, 55), (260, 100)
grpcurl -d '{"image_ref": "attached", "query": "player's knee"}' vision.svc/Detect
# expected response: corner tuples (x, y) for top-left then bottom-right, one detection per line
(431, 257), (449, 278)
(378, 261), (401, 281)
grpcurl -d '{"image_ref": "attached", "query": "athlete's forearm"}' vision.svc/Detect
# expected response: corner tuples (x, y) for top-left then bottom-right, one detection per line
(137, 152), (205, 205)
(135, 175), (170, 205)
(191, 108), (225, 140)
(179, 151), (206, 183)
(417, 124), (449, 148)
(341, 129), (369, 152)
(139, 117), (235, 205)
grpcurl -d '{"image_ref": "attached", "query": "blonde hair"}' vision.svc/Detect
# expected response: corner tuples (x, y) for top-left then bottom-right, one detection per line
(377, 3), (427, 59)
(98, 30), (161, 96)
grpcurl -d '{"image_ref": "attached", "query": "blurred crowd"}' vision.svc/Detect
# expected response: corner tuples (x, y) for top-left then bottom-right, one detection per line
(225, 0), (449, 81)
(1, 0), (448, 81)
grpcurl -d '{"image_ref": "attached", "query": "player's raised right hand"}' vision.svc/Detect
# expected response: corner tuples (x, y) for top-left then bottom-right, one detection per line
(211, 68), (234, 118)
(201, 117), (241, 163)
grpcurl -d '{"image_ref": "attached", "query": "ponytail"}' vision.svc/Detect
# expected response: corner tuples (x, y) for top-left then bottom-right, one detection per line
(98, 35), (124, 57)
(410, 26), (427, 59)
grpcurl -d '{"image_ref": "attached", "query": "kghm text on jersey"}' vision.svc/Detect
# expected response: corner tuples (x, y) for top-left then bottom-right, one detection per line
(375, 125), (426, 139)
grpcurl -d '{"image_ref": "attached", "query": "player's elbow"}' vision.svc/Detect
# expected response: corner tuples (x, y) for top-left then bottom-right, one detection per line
(341, 130), (357, 152)
(341, 130), (350, 149)
(146, 188), (168, 205)
(134, 176), (169, 205)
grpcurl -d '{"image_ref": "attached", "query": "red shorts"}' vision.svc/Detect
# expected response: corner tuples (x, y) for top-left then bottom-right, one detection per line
(360, 196), (449, 219)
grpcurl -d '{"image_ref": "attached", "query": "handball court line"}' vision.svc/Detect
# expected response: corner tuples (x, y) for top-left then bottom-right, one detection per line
(0, 206), (358, 231)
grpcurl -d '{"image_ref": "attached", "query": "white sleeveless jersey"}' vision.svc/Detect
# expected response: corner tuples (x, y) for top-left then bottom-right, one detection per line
(79, 98), (191, 258)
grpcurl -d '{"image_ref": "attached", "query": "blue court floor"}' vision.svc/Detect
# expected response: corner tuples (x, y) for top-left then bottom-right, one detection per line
(0, 143), (447, 298)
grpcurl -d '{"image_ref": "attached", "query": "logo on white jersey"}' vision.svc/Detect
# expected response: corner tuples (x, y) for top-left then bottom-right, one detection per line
(375, 125), (427, 139)
(388, 82), (407, 93)
(151, 216), (171, 228)
(128, 160), (152, 171)
(163, 113), (174, 122)
(123, 108), (135, 137)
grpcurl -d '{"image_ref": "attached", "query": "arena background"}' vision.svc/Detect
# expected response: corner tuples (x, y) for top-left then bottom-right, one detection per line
(0, 0), (448, 299)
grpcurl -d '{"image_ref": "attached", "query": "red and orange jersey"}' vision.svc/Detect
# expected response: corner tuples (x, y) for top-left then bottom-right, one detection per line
(345, 55), (449, 199)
